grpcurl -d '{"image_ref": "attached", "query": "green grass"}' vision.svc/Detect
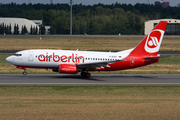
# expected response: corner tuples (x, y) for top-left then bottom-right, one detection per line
(0, 54), (9, 63)
(158, 55), (179, 64)
(0, 86), (180, 97)
(0, 86), (180, 120)
(1, 37), (180, 51)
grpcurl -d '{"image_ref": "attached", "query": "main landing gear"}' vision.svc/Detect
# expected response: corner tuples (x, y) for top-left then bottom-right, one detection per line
(81, 71), (91, 78)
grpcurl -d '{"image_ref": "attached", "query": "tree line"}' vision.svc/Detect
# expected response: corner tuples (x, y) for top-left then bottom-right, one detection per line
(0, 23), (44, 35)
(0, 3), (180, 35)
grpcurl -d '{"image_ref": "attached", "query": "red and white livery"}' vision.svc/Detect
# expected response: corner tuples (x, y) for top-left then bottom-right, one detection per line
(6, 21), (167, 78)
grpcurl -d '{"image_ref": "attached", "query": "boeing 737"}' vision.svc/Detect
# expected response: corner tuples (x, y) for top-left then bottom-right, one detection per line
(6, 21), (167, 78)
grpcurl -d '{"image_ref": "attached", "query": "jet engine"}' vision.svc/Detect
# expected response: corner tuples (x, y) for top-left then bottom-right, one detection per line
(53, 64), (78, 74)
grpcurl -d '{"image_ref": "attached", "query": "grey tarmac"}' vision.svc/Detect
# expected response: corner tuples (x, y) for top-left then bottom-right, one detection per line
(0, 74), (180, 86)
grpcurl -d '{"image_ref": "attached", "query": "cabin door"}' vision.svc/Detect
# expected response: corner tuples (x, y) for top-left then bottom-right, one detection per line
(28, 51), (34, 61)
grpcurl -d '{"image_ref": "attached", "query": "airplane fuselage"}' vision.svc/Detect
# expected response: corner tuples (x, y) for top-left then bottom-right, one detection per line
(6, 21), (167, 78)
(6, 49), (159, 71)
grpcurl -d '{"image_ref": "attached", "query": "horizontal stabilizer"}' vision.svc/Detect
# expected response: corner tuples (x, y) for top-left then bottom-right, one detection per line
(145, 56), (171, 60)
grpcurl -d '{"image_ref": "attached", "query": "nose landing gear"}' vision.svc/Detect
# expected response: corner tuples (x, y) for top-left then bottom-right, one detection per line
(81, 71), (91, 78)
(16, 66), (27, 75)
(23, 69), (27, 75)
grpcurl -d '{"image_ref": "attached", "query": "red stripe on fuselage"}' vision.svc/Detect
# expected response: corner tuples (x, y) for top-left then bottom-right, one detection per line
(17, 55), (159, 72)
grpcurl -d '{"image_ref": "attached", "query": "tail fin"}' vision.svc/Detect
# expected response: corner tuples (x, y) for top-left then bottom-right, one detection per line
(130, 21), (167, 56)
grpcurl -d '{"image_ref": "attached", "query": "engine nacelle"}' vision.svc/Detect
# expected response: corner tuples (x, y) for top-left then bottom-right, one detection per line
(57, 64), (78, 74)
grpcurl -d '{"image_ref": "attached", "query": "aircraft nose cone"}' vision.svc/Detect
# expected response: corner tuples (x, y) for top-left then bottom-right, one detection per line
(6, 57), (10, 63)
(6, 56), (13, 64)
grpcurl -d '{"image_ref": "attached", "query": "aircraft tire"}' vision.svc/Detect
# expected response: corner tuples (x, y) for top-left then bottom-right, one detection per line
(86, 73), (91, 78)
(81, 72), (86, 77)
(23, 72), (27, 75)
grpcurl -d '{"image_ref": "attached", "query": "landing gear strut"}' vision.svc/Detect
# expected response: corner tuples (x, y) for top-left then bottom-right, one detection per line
(23, 69), (27, 75)
(81, 71), (91, 78)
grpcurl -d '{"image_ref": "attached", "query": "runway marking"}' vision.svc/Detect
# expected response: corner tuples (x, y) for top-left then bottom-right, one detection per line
(0, 83), (180, 85)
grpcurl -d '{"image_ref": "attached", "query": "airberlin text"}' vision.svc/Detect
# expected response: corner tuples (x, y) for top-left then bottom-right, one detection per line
(38, 53), (84, 63)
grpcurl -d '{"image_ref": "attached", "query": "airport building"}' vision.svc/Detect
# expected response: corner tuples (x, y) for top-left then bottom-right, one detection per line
(0, 18), (39, 34)
(145, 19), (180, 35)
(30, 20), (42, 26)
(155, 1), (169, 8)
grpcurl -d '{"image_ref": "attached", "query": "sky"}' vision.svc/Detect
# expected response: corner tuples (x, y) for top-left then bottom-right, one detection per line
(0, 0), (179, 7)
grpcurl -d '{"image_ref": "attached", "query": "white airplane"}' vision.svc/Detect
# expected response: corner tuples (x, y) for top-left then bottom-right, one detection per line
(6, 21), (167, 78)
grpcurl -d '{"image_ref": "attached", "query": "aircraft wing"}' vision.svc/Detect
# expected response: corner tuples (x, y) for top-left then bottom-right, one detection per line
(77, 60), (123, 69)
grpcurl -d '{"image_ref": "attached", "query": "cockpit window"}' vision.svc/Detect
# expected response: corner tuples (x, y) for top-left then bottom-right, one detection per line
(14, 54), (22, 56)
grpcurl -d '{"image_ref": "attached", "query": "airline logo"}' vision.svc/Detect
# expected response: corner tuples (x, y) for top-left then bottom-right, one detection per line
(145, 29), (164, 53)
(38, 53), (84, 63)
(148, 37), (158, 47)
(61, 68), (77, 72)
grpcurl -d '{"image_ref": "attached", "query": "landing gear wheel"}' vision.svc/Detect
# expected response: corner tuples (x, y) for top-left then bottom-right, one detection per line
(23, 72), (27, 75)
(80, 72), (91, 78)
(86, 73), (91, 78)
(23, 69), (27, 75)
(81, 72), (86, 77)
